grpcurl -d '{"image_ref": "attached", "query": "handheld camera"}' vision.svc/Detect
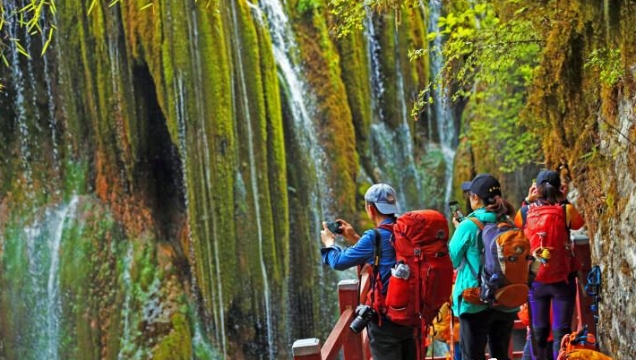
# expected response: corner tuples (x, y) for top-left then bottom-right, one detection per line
(326, 220), (343, 235)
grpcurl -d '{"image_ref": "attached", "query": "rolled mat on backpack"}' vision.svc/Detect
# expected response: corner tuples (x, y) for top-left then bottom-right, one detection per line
(558, 349), (613, 360)
(556, 328), (613, 360)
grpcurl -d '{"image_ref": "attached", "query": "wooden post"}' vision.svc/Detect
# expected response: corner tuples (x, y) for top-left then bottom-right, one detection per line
(339, 279), (364, 360)
(293, 338), (322, 360)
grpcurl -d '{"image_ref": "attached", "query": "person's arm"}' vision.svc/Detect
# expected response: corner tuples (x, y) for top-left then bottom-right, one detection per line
(566, 204), (585, 230)
(448, 221), (476, 269)
(321, 230), (374, 270)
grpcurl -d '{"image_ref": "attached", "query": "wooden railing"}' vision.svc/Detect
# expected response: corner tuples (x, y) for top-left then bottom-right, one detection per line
(292, 269), (372, 360)
(293, 237), (593, 360)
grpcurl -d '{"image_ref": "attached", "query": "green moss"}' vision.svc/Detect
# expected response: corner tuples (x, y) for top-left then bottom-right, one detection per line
(334, 30), (374, 175)
(152, 313), (193, 360)
(290, 0), (358, 216)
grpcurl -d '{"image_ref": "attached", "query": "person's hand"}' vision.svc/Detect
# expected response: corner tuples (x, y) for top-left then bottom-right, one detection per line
(336, 218), (360, 245)
(526, 183), (538, 203)
(321, 222), (336, 247)
(452, 216), (460, 228)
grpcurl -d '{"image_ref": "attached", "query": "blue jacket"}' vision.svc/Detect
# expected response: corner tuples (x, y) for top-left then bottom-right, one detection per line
(321, 218), (396, 294)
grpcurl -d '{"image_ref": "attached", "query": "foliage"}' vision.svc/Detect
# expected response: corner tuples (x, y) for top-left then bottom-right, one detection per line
(328, 0), (544, 171)
(584, 47), (623, 86)
(297, 0), (320, 15)
(327, 0), (411, 38)
(0, 0), (153, 90)
(428, 1), (544, 171)
(0, 0), (57, 89)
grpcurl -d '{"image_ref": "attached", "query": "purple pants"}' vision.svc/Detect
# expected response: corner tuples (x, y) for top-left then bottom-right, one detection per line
(528, 276), (577, 360)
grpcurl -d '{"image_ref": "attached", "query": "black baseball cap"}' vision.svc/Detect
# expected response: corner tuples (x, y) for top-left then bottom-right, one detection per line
(467, 174), (502, 203)
(461, 181), (472, 192)
(536, 170), (561, 188)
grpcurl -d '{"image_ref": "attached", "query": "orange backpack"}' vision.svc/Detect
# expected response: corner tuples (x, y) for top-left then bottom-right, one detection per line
(556, 328), (612, 360)
(462, 218), (531, 308)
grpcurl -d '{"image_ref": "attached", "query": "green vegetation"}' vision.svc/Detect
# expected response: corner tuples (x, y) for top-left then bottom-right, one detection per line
(0, 0), (56, 88)
(330, 0), (544, 172)
(420, 2), (543, 172)
(585, 47), (623, 86)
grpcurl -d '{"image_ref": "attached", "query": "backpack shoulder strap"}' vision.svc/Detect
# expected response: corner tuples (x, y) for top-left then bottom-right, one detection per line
(469, 217), (485, 230)
(368, 229), (383, 309)
(562, 203), (570, 230)
(521, 205), (529, 228)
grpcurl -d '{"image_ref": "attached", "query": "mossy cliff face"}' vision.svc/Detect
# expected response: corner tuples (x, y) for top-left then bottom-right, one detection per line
(0, 0), (440, 359)
(523, 2), (636, 356)
(455, 1), (636, 356)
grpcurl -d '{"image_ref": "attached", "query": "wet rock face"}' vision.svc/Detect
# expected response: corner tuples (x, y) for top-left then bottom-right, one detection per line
(591, 96), (636, 358)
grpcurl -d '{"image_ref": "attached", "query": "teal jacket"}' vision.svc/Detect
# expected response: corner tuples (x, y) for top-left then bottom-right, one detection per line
(449, 208), (518, 316)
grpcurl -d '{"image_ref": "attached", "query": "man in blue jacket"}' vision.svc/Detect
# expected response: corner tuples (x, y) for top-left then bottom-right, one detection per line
(320, 183), (415, 360)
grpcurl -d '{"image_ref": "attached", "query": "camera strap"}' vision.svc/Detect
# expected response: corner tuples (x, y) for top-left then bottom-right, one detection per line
(370, 230), (382, 319)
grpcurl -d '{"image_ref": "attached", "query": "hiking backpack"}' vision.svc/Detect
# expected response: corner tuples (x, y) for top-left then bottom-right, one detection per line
(463, 218), (531, 308)
(370, 210), (453, 328)
(524, 204), (573, 283)
(556, 326), (613, 360)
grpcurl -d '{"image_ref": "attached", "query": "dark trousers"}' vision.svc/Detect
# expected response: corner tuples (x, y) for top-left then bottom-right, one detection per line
(522, 329), (554, 360)
(459, 309), (516, 360)
(529, 278), (576, 359)
(367, 317), (416, 360)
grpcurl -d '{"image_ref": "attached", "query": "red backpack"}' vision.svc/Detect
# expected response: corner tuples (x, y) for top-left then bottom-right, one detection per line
(369, 210), (454, 329)
(524, 204), (573, 283)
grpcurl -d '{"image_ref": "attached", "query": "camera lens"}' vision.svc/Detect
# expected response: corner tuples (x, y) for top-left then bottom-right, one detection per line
(349, 305), (374, 334)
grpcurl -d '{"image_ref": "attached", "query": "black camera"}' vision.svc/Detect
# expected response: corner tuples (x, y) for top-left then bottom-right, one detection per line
(326, 220), (343, 235)
(350, 304), (376, 334)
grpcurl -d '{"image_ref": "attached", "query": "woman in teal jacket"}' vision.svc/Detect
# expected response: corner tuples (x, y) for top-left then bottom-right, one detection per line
(449, 174), (518, 360)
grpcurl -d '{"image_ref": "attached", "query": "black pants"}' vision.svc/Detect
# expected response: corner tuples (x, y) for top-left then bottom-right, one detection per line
(459, 309), (516, 360)
(367, 317), (416, 360)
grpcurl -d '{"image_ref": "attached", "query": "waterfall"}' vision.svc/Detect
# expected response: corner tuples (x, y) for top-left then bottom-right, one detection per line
(428, 0), (457, 205)
(21, 196), (79, 359)
(229, 1), (274, 358)
(45, 196), (78, 359)
(5, 2), (33, 195)
(40, 19), (61, 173)
(363, 14), (422, 210)
(257, 0), (328, 215)
(117, 242), (134, 360)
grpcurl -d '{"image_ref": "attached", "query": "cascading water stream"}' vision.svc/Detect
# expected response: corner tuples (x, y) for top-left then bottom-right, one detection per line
(428, 0), (457, 205)
(229, 1), (274, 358)
(45, 196), (79, 359)
(255, 2), (337, 321)
(22, 196), (79, 359)
(5, 1), (33, 195)
(364, 13), (422, 209)
(364, 15), (385, 120)
(117, 241), (134, 360)
(257, 0), (328, 217)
